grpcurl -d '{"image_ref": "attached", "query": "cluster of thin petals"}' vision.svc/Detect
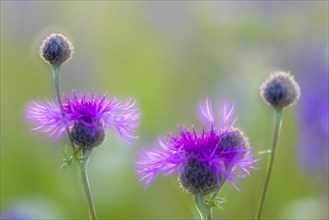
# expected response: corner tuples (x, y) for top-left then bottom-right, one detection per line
(136, 98), (259, 189)
(26, 91), (140, 143)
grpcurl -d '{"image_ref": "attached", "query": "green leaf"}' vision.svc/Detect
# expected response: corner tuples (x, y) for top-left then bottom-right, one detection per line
(257, 149), (272, 155)
(213, 197), (226, 204)
(73, 147), (83, 159)
(61, 145), (73, 169)
(61, 145), (84, 168)
(206, 197), (226, 209)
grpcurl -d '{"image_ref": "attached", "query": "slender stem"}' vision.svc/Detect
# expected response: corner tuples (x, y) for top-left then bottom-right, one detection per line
(52, 66), (64, 111)
(194, 194), (212, 220)
(256, 110), (282, 219)
(52, 66), (97, 219)
(52, 66), (76, 152)
(79, 148), (97, 220)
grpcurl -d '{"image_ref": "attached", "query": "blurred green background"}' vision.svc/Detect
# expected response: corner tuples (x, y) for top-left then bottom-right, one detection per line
(1, 1), (328, 219)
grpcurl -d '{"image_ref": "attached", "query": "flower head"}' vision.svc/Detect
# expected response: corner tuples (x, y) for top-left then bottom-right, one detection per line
(26, 91), (140, 147)
(260, 71), (300, 110)
(40, 33), (73, 67)
(136, 98), (258, 194)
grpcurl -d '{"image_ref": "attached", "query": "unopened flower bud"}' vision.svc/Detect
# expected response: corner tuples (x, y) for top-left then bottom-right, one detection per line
(219, 128), (249, 150)
(219, 128), (249, 169)
(260, 71), (300, 110)
(39, 33), (73, 67)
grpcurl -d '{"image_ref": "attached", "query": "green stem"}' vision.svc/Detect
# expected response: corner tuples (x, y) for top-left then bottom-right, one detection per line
(52, 66), (97, 219)
(194, 194), (212, 220)
(79, 148), (97, 220)
(52, 66), (76, 152)
(256, 109), (282, 219)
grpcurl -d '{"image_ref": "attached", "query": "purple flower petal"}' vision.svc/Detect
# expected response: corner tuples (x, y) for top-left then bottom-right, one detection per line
(26, 91), (140, 144)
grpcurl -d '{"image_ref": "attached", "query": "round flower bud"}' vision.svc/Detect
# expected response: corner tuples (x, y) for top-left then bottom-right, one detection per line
(39, 33), (73, 67)
(178, 158), (221, 196)
(219, 128), (249, 150)
(218, 128), (249, 165)
(260, 71), (300, 110)
(70, 122), (105, 148)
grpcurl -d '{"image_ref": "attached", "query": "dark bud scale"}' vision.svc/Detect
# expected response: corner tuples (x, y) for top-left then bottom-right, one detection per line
(71, 122), (105, 148)
(178, 158), (221, 196)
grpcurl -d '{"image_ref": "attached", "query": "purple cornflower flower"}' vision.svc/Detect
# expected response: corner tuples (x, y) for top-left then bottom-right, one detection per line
(136, 98), (258, 195)
(26, 91), (140, 147)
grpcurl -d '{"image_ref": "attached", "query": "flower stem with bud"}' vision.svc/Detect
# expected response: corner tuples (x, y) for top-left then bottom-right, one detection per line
(257, 71), (300, 218)
(256, 109), (282, 219)
(52, 66), (97, 220)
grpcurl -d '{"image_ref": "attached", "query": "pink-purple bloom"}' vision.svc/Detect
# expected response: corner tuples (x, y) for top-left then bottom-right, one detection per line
(136, 98), (258, 193)
(26, 91), (140, 145)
